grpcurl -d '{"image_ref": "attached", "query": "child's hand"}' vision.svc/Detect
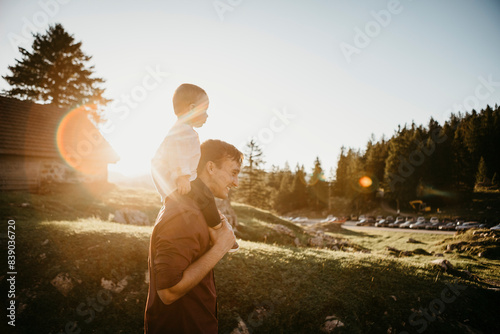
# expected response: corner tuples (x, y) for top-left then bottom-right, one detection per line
(177, 175), (191, 195)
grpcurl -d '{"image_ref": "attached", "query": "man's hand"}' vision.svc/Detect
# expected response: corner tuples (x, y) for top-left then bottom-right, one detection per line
(208, 220), (235, 254)
(177, 175), (191, 195)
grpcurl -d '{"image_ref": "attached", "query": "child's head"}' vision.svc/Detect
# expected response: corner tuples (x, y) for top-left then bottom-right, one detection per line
(173, 83), (209, 127)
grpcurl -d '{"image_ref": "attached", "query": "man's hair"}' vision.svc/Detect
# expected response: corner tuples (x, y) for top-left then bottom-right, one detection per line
(197, 140), (243, 174)
(172, 83), (207, 116)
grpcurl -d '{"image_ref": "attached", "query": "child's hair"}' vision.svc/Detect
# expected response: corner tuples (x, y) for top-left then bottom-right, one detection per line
(172, 83), (208, 116)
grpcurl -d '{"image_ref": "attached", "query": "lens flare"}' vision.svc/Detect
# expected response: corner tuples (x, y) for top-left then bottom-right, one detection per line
(56, 105), (102, 175)
(359, 176), (373, 188)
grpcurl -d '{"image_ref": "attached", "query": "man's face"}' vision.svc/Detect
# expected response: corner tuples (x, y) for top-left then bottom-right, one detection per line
(209, 158), (241, 199)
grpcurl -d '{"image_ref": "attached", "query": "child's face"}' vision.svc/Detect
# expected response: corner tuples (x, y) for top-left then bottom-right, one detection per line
(189, 95), (209, 128)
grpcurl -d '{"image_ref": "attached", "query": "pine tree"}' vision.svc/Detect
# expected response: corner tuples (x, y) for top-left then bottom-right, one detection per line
(308, 157), (328, 210)
(273, 169), (293, 213)
(236, 139), (268, 208)
(2, 23), (109, 122)
(475, 156), (489, 186)
(290, 165), (308, 209)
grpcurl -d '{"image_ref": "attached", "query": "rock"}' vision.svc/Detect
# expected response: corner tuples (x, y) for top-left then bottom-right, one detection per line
(309, 236), (324, 247)
(434, 253), (444, 257)
(230, 314), (250, 334)
(101, 276), (129, 293)
(321, 315), (345, 333)
(294, 237), (301, 247)
(41, 239), (49, 246)
(272, 224), (295, 238)
(113, 208), (150, 226)
(407, 238), (422, 244)
(430, 259), (453, 271)
(51, 273), (73, 296)
(215, 194), (238, 228)
(413, 248), (432, 256)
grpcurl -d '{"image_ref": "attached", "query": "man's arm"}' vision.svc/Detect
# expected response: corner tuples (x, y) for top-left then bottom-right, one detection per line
(157, 222), (234, 305)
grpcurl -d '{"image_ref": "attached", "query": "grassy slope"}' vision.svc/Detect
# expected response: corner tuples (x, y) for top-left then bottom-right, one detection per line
(1, 186), (499, 333)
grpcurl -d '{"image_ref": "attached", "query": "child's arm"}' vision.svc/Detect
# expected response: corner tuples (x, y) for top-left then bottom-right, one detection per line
(176, 175), (191, 195)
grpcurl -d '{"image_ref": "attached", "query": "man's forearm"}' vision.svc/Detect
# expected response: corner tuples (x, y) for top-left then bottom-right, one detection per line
(157, 244), (227, 305)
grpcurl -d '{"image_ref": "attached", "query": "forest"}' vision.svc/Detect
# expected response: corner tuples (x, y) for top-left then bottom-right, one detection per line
(233, 104), (500, 216)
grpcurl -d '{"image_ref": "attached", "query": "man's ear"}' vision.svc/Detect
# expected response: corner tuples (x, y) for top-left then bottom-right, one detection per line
(206, 161), (216, 175)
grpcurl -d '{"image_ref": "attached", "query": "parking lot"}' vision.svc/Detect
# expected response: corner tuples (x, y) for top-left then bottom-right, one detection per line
(342, 221), (456, 234)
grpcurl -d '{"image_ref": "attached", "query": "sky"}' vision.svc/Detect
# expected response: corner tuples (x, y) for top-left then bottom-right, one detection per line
(1, 0), (500, 177)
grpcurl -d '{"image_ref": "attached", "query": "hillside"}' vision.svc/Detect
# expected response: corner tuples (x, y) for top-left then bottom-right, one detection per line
(1, 185), (499, 333)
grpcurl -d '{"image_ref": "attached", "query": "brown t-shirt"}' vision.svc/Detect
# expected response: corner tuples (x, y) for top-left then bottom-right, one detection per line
(144, 197), (217, 334)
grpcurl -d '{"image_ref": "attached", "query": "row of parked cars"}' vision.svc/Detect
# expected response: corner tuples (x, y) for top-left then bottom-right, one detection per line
(355, 215), (498, 231)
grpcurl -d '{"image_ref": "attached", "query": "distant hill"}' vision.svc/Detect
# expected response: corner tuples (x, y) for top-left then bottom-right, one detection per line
(108, 171), (156, 189)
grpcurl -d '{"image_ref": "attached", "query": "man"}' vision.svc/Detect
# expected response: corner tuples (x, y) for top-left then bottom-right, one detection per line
(145, 139), (243, 333)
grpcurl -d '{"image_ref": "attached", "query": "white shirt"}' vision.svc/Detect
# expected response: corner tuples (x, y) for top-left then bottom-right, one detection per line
(151, 120), (200, 202)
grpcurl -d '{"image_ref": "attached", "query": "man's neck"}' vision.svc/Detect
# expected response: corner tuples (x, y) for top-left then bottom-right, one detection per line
(198, 174), (216, 198)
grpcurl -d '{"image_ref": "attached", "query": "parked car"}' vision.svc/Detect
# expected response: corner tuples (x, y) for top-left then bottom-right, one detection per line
(399, 220), (414, 228)
(417, 216), (426, 223)
(490, 224), (500, 231)
(426, 221), (444, 230)
(376, 215), (384, 222)
(388, 217), (405, 228)
(439, 222), (457, 231)
(376, 215), (395, 227)
(321, 215), (336, 223)
(356, 217), (375, 226)
(456, 222), (485, 230)
(430, 217), (439, 224)
(410, 221), (428, 229)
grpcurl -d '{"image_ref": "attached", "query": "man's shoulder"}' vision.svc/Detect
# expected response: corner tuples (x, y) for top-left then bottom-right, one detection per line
(154, 198), (203, 232)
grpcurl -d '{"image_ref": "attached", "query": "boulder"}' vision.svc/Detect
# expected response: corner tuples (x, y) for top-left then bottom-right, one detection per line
(320, 315), (345, 333)
(272, 224), (295, 238)
(215, 194), (238, 228)
(430, 259), (453, 271)
(51, 273), (73, 296)
(113, 208), (150, 226)
(308, 236), (324, 247)
(230, 314), (250, 334)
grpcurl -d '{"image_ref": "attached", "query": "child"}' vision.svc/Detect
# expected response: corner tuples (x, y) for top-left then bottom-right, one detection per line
(151, 83), (238, 251)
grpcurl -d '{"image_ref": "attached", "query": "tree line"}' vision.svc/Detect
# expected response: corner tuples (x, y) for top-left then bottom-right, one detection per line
(234, 104), (500, 215)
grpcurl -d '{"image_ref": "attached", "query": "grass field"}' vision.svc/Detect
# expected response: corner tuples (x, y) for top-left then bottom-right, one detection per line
(1, 184), (499, 333)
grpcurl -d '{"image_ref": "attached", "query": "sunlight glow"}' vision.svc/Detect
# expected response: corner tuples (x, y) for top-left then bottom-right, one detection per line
(358, 176), (373, 188)
(57, 105), (103, 175)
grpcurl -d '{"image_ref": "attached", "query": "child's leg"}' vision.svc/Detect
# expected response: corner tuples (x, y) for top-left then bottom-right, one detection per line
(189, 178), (239, 251)
(188, 178), (221, 228)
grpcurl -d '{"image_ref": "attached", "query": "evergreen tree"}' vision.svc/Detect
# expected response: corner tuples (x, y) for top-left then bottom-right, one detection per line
(236, 139), (268, 208)
(290, 165), (308, 209)
(273, 168), (293, 212)
(475, 156), (489, 186)
(308, 157), (328, 210)
(2, 23), (109, 122)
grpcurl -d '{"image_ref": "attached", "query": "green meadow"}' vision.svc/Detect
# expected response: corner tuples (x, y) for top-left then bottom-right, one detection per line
(1, 184), (499, 333)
